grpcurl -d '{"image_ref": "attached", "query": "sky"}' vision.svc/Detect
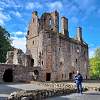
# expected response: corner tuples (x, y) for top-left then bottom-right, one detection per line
(0, 0), (100, 58)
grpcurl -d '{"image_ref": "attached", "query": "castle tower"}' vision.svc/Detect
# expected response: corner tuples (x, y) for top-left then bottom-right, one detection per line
(61, 17), (69, 37)
(26, 11), (40, 67)
(51, 10), (59, 33)
(40, 11), (59, 33)
(27, 11), (39, 39)
(76, 27), (82, 42)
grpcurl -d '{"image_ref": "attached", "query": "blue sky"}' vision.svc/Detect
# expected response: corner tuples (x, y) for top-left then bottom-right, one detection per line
(0, 0), (100, 58)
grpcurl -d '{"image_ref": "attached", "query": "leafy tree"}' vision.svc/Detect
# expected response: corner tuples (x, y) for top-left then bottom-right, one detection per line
(95, 48), (100, 58)
(89, 48), (100, 79)
(0, 26), (12, 63)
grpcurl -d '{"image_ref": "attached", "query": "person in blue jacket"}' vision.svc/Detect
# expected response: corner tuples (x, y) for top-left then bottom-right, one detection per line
(74, 70), (83, 94)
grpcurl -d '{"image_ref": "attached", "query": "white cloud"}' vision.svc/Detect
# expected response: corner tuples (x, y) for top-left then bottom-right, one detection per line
(15, 31), (25, 35)
(46, 1), (63, 11)
(11, 37), (26, 53)
(10, 11), (22, 18)
(11, 31), (26, 39)
(0, 11), (11, 25)
(0, 0), (21, 9)
(89, 48), (95, 58)
(15, 11), (22, 17)
(11, 31), (26, 52)
(26, 2), (42, 10)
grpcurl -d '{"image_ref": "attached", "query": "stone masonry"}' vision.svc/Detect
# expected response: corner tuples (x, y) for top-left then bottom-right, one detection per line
(26, 11), (89, 81)
(0, 64), (34, 82)
(3, 11), (89, 82)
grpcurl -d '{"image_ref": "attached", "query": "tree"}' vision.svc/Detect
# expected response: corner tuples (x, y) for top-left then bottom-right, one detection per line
(89, 48), (100, 79)
(95, 48), (100, 58)
(0, 26), (12, 63)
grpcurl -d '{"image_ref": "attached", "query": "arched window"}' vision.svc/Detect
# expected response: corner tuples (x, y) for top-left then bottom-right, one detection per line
(49, 18), (53, 29)
(49, 19), (52, 26)
(31, 59), (34, 67)
(42, 61), (43, 65)
(33, 18), (34, 23)
(76, 59), (78, 64)
(27, 30), (29, 35)
(33, 40), (34, 45)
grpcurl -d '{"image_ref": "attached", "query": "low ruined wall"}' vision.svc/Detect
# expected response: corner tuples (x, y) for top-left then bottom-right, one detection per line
(8, 84), (100, 100)
(7, 82), (88, 100)
(8, 88), (77, 100)
(0, 64), (34, 82)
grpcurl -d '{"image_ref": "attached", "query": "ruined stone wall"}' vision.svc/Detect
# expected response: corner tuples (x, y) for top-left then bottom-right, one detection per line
(69, 40), (88, 79)
(26, 11), (89, 81)
(6, 48), (31, 67)
(58, 38), (71, 80)
(0, 64), (34, 82)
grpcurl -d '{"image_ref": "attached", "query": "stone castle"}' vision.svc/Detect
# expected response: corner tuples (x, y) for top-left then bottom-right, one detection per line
(0, 11), (89, 82)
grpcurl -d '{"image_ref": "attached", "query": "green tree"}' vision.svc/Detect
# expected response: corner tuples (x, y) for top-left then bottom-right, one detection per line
(89, 48), (100, 79)
(95, 48), (100, 58)
(0, 26), (12, 63)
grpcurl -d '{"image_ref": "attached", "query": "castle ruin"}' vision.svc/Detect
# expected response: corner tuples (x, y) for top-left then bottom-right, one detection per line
(26, 11), (89, 81)
(1, 11), (89, 82)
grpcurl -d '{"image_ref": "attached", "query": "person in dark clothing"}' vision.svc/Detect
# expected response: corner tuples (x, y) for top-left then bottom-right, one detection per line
(74, 71), (83, 94)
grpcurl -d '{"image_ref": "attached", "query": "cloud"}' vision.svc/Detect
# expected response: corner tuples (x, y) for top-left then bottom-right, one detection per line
(0, 11), (11, 25)
(0, 0), (21, 9)
(11, 37), (26, 53)
(11, 31), (26, 38)
(46, 1), (63, 11)
(73, 0), (94, 10)
(82, 6), (96, 21)
(56, 0), (97, 22)
(11, 11), (22, 18)
(89, 48), (95, 58)
(11, 31), (26, 53)
(26, 2), (42, 10)
(0, 7), (3, 11)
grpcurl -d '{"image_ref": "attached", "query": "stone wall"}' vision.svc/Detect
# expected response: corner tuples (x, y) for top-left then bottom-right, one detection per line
(26, 11), (89, 81)
(0, 64), (34, 82)
(8, 83), (77, 100)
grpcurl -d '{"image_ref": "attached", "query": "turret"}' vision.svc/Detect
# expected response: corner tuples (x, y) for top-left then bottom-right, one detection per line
(61, 17), (69, 37)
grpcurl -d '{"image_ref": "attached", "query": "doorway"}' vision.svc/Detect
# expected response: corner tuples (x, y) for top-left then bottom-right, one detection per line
(69, 72), (73, 80)
(3, 69), (13, 82)
(46, 73), (51, 81)
(31, 59), (34, 67)
(33, 70), (39, 80)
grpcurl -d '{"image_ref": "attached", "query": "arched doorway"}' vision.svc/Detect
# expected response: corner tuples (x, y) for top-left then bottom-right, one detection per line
(69, 72), (74, 80)
(3, 69), (13, 82)
(69, 73), (73, 80)
(34, 70), (39, 76)
(33, 70), (39, 80)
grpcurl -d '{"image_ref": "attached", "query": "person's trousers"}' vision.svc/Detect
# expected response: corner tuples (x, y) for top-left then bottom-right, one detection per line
(76, 83), (83, 93)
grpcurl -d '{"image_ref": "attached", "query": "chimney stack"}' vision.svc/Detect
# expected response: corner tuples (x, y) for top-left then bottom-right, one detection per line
(76, 27), (82, 42)
(61, 17), (69, 37)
